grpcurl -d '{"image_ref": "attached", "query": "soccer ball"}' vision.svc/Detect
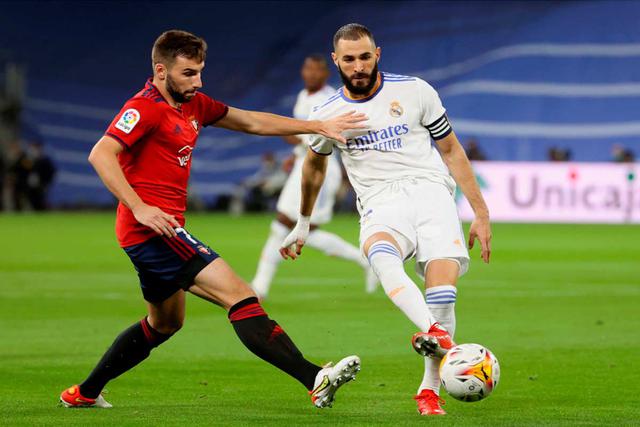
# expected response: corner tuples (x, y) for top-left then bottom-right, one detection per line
(439, 343), (500, 402)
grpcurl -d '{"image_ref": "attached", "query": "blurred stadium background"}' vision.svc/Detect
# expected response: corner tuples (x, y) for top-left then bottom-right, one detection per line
(1, 0), (638, 218)
(1, 1), (639, 425)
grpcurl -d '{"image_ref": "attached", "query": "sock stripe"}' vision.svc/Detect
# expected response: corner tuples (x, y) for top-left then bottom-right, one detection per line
(427, 298), (457, 304)
(367, 243), (401, 262)
(426, 293), (457, 300)
(229, 303), (267, 322)
(368, 247), (400, 259)
(369, 242), (399, 252)
(426, 289), (458, 297)
(140, 317), (157, 344)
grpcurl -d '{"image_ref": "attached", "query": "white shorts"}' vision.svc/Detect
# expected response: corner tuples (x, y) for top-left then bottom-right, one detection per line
(277, 153), (342, 224)
(359, 178), (469, 279)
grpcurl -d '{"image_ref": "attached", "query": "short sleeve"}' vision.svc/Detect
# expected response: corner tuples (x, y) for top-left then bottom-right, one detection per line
(306, 108), (334, 155)
(105, 98), (160, 149)
(308, 134), (334, 155)
(418, 79), (452, 140)
(198, 93), (229, 127)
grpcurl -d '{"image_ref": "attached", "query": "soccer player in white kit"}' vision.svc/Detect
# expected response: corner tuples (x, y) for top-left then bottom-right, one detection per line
(251, 54), (377, 299)
(280, 24), (492, 416)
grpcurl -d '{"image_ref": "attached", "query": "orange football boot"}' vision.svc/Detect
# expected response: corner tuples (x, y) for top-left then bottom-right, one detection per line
(414, 389), (446, 415)
(411, 322), (456, 358)
(59, 385), (112, 408)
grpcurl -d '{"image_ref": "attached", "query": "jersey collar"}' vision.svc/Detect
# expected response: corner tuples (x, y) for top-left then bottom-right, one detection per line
(339, 72), (384, 104)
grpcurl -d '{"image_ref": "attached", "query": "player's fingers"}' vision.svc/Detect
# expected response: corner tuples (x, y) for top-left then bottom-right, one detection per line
(295, 240), (305, 256)
(467, 232), (476, 250)
(166, 214), (180, 229)
(333, 133), (347, 144)
(346, 114), (368, 127)
(157, 218), (177, 237)
(279, 247), (290, 260)
(479, 235), (489, 263)
(148, 222), (163, 236)
(485, 238), (492, 263)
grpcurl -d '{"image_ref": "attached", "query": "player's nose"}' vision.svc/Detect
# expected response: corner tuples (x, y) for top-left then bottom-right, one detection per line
(193, 75), (203, 89)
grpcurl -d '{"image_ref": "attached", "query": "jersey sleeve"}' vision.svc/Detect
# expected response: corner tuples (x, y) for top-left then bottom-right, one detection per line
(418, 79), (453, 140)
(105, 98), (161, 149)
(199, 93), (229, 127)
(306, 109), (334, 155)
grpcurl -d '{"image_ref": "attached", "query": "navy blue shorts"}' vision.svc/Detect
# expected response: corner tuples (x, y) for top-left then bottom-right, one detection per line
(123, 228), (220, 302)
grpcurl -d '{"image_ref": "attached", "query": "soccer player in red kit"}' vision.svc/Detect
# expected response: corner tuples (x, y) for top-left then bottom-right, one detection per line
(59, 30), (366, 409)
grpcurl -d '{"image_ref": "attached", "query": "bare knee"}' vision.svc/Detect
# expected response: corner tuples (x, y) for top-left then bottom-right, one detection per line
(148, 315), (184, 335)
(425, 259), (460, 288)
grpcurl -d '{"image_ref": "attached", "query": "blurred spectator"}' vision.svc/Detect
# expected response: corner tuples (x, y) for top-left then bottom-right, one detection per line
(6, 141), (30, 210)
(230, 152), (287, 214)
(0, 145), (5, 211)
(464, 138), (487, 161)
(611, 144), (635, 163)
(26, 141), (56, 210)
(548, 147), (571, 162)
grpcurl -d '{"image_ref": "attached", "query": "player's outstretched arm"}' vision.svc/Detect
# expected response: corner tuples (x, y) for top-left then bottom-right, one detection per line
(279, 149), (328, 260)
(435, 131), (492, 263)
(88, 136), (179, 237)
(215, 106), (367, 143)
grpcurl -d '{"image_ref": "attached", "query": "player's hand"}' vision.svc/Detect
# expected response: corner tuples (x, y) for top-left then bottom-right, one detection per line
(319, 111), (367, 143)
(468, 214), (492, 263)
(279, 216), (311, 260)
(132, 203), (180, 238)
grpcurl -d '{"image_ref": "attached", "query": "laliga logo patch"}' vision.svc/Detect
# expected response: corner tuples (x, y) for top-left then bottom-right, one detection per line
(115, 109), (140, 134)
(389, 101), (403, 118)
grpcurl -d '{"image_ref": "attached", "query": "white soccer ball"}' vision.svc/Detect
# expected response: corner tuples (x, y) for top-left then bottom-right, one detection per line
(439, 343), (500, 402)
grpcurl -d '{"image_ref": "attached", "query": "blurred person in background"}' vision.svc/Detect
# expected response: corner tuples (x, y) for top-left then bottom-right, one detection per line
(463, 137), (486, 161)
(25, 140), (56, 210)
(548, 146), (571, 161)
(6, 141), (29, 211)
(0, 144), (5, 210)
(611, 143), (635, 163)
(233, 151), (286, 212)
(251, 54), (377, 300)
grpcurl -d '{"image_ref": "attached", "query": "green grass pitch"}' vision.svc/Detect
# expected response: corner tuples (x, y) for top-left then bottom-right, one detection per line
(0, 213), (638, 426)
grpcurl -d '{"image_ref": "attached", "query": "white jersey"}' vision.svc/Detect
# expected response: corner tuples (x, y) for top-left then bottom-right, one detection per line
(292, 85), (336, 158)
(308, 72), (456, 208)
(277, 84), (342, 224)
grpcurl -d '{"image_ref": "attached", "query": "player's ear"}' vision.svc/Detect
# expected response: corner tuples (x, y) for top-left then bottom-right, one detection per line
(375, 46), (381, 61)
(331, 52), (339, 67)
(155, 63), (167, 80)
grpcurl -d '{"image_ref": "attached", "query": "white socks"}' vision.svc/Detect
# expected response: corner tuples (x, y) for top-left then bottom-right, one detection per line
(306, 229), (368, 268)
(252, 221), (368, 298)
(419, 285), (457, 395)
(251, 221), (288, 298)
(367, 241), (435, 331)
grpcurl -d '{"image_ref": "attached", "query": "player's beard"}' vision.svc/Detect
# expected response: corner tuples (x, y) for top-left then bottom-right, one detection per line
(166, 75), (196, 104)
(339, 62), (379, 96)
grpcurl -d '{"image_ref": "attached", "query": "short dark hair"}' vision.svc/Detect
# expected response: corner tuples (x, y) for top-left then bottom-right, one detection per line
(152, 30), (207, 69)
(333, 23), (375, 49)
(305, 53), (328, 68)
